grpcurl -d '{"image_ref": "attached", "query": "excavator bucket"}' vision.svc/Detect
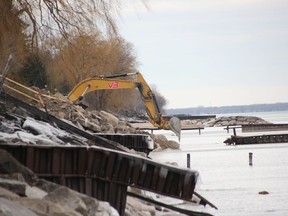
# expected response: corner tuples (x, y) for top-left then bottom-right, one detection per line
(169, 117), (182, 141)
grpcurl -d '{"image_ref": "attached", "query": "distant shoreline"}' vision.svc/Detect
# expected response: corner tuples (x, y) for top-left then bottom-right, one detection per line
(166, 102), (288, 115)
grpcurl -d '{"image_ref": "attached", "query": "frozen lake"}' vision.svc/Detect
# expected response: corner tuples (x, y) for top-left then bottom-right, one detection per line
(149, 111), (288, 216)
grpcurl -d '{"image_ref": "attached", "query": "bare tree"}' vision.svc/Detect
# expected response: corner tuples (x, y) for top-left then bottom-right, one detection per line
(0, 0), (127, 77)
(1, 0), (166, 114)
(12, 0), (124, 46)
(46, 33), (138, 85)
(106, 37), (139, 74)
(0, 1), (27, 71)
(46, 32), (139, 111)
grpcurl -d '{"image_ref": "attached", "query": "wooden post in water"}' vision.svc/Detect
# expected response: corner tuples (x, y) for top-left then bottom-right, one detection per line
(187, 153), (191, 168)
(233, 128), (237, 136)
(249, 152), (253, 166)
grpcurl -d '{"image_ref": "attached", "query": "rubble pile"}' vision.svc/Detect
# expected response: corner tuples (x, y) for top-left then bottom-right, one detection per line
(38, 92), (141, 135)
(182, 116), (270, 128)
(31, 90), (182, 150)
(1, 88), (181, 150)
(0, 111), (89, 146)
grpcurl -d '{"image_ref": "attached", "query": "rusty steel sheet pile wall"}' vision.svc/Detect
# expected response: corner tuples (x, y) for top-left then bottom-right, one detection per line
(0, 144), (199, 214)
(97, 133), (153, 154)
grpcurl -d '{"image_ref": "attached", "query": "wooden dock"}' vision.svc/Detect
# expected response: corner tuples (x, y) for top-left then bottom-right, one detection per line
(224, 134), (288, 145)
(224, 126), (242, 135)
(131, 122), (204, 135)
(242, 124), (288, 132)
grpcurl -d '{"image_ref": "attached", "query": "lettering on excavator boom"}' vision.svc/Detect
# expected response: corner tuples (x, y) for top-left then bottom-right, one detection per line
(108, 81), (119, 88)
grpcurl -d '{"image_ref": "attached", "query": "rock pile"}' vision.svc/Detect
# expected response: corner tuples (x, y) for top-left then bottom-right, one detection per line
(39, 92), (140, 135)
(182, 116), (270, 128)
(0, 111), (89, 146)
(1, 90), (181, 152)
(32, 90), (183, 150)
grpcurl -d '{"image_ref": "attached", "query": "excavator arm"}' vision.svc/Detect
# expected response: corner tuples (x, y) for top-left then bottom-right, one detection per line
(68, 72), (181, 140)
(68, 76), (138, 102)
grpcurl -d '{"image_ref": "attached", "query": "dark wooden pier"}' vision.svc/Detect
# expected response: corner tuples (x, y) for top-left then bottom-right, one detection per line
(136, 124), (205, 135)
(224, 123), (288, 145)
(224, 134), (288, 145)
(242, 124), (288, 132)
(224, 124), (288, 134)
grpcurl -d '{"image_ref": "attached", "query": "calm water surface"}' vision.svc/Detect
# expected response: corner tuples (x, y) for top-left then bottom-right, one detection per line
(150, 111), (288, 216)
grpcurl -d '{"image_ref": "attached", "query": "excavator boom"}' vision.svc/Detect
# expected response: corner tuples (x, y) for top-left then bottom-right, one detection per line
(68, 78), (137, 102)
(68, 72), (181, 140)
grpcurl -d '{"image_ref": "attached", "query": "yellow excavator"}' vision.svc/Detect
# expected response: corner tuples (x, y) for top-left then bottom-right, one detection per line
(68, 72), (181, 140)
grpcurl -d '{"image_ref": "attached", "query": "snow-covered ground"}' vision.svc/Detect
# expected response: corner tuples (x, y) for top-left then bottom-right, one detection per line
(0, 115), (88, 146)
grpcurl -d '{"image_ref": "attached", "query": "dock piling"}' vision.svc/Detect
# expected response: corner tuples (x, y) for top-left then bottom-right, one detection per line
(249, 152), (253, 166)
(187, 153), (191, 169)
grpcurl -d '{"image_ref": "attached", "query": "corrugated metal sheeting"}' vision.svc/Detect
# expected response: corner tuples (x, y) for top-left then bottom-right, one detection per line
(0, 144), (199, 215)
(97, 133), (153, 154)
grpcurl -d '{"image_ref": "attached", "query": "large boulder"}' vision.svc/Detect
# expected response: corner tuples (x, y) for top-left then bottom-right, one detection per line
(80, 195), (119, 216)
(125, 196), (156, 216)
(99, 111), (119, 126)
(0, 186), (20, 199)
(101, 123), (115, 133)
(0, 197), (38, 216)
(44, 186), (88, 215)
(12, 198), (82, 216)
(38, 179), (119, 216)
(78, 118), (101, 132)
(0, 149), (37, 185)
(151, 134), (180, 150)
(25, 185), (47, 199)
(0, 178), (27, 196)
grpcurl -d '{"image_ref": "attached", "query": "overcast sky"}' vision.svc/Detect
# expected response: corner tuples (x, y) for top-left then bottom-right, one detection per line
(118, 0), (288, 109)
